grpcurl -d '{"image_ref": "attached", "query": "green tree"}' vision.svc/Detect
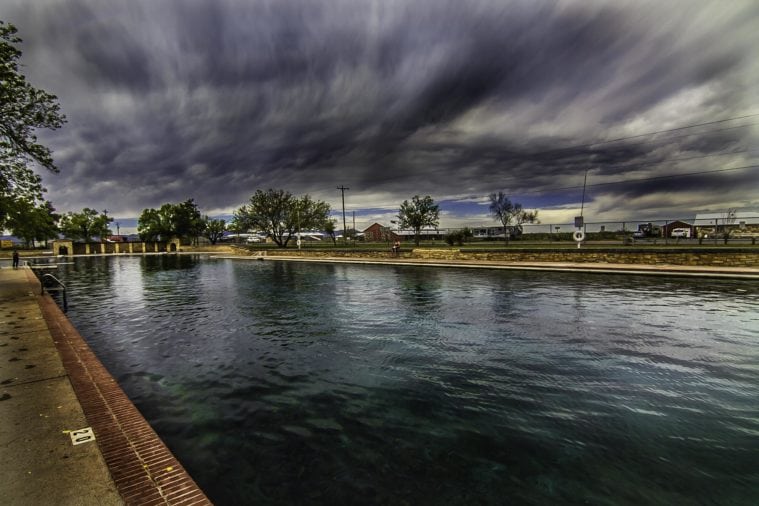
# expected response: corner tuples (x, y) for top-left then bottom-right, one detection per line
(228, 214), (247, 242)
(137, 199), (204, 243)
(173, 199), (204, 244)
(9, 199), (58, 247)
(137, 205), (173, 241)
(397, 195), (439, 246)
(0, 22), (66, 229)
(444, 228), (473, 246)
(59, 208), (112, 242)
(324, 218), (337, 245)
(234, 189), (331, 248)
(488, 192), (538, 244)
(202, 216), (226, 245)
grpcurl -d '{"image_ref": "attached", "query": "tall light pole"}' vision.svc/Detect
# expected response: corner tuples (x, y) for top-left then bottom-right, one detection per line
(337, 185), (349, 243)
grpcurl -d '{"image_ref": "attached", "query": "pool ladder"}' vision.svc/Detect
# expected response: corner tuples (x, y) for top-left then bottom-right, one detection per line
(41, 273), (68, 312)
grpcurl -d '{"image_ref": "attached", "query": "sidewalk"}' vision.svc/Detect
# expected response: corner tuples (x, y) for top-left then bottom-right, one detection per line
(0, 267), (211, 505)
(0, 266), (122, 505)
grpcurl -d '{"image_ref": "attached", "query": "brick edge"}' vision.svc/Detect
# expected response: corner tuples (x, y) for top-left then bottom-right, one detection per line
(36, 291), (212, 506)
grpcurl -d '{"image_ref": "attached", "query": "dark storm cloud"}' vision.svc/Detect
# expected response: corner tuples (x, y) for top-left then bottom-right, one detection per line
(3, 0), (758, 225)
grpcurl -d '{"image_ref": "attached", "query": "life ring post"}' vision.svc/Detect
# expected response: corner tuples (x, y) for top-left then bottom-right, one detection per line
(573, 229), (585, 248)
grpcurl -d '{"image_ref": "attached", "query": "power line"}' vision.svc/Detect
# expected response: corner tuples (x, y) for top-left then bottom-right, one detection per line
(519, 164), (759, 195)
(526, 112), (759, 157)
(585, 113), (759, 147)
(506, 122), (759, 168)
(489, 149), (750, 194)
(587, 149), (749, 173)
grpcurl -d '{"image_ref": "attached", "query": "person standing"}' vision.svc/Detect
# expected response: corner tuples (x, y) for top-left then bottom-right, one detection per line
(12, 249), (20, 269)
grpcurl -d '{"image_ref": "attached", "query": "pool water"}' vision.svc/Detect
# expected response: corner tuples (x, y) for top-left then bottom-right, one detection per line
(55, 255), (759, 505)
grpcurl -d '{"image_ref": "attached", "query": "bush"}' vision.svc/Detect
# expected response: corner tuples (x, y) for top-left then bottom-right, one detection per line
(444, 228), (472, 246)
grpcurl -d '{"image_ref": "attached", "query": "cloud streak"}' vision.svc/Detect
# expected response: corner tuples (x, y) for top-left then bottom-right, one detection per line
(3, 0), (758, 229)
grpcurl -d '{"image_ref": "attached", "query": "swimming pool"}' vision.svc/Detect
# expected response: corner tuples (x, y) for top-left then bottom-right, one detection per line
(55, 255), (759, 505)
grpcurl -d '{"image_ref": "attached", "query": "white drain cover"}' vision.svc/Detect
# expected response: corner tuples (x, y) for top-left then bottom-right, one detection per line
(69, 427), (96, 445)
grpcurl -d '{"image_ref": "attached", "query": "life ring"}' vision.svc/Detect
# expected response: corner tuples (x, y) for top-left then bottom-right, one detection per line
(573, 230), (585, 242)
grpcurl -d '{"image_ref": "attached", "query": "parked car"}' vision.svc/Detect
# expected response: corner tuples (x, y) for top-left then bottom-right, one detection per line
(671, 228), (691, 238)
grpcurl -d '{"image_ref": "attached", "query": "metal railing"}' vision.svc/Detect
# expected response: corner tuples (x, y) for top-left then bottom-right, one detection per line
(40, 273), (68, 312)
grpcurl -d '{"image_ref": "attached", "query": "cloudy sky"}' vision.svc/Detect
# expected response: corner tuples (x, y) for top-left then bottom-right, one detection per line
(4, 0), (758, 232)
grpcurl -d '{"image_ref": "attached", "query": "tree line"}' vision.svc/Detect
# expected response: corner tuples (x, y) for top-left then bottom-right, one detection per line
(6, 186), (539, 248)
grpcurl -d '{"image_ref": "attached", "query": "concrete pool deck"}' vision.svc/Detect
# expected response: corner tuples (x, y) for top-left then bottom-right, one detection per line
(215, 254), (759, 279)
(0, 266), (211, 505)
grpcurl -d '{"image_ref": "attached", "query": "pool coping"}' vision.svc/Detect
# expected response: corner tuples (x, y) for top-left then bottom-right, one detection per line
(32, 269), (212, 505)
(210, 255), (759, 279)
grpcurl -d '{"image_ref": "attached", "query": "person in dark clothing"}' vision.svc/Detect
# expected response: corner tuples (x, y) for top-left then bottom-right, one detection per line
(12, 249), (20, 269)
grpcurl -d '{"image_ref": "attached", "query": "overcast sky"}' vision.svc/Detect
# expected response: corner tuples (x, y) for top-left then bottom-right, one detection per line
(3, 0), (758, 232)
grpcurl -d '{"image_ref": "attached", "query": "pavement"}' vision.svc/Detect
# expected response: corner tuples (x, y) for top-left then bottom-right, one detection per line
(215, 254), (759, 279)
(0, 266), (211, 505)
(0, 266), (123, 505)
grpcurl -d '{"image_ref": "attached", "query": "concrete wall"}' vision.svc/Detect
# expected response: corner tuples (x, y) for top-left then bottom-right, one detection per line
(261, 247), (759, 267)
(52, 240), (174, 255)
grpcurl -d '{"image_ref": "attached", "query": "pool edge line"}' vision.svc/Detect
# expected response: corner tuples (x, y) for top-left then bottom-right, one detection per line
(209, 255), (759, 280)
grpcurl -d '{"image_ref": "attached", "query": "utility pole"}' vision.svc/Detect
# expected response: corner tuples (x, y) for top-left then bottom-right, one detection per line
(337, 185), (349, 243)
(580, 168), (589, 217)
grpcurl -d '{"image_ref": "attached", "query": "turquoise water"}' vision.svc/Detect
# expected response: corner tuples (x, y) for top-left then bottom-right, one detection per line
(55, 255), (759, 505)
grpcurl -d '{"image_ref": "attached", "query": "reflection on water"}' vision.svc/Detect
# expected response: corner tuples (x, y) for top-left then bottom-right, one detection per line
(56, 256), (759, 505)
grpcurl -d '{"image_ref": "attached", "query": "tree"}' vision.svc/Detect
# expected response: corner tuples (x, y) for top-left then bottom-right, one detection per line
(444, 227), (473, 246)
(8, 199), (58, 247)
(173, 199), (204, 244)
(228, 214), (247, 243)
(137, 205), (174, 241)
(397, 195), (439, 246)
(202, 216), (226, 245)
(59, 208), (112, 242)
(0, 22), (66, 229)
(234, 189), (331, 248)
(488, 192), (538, 244)
(324, 218), (337, 245)
(137, 199), (205, 243)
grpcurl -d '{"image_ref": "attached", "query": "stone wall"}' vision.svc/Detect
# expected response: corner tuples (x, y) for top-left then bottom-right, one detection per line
(262, 248), (405, 259)
(260, 247), (759, 267)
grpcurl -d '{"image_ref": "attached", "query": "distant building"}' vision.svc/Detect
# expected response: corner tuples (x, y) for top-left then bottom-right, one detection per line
(661, 221), (693, 238)
(393, 228), (445, 240)
(471, 226), (522, 240)
(363, 223), (398, 242)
